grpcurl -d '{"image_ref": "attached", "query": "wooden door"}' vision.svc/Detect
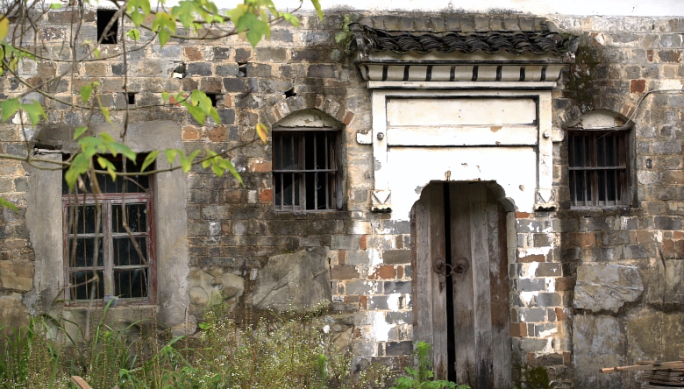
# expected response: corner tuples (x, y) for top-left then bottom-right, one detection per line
(411, 182), (512, 389)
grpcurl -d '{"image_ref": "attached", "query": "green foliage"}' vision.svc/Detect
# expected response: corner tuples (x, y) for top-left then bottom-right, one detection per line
(0, 308), (393, 389)
(514, 364), (556, 389)
(389, 342), (468, 389)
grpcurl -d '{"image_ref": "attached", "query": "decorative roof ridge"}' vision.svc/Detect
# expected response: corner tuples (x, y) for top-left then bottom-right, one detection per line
(347, 22), (579, 59)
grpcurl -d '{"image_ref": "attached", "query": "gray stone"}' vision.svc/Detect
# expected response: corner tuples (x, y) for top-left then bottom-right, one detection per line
(573, 315), (628, 389)
(573, 264), (643, 313)
(247, 247), (331, 312)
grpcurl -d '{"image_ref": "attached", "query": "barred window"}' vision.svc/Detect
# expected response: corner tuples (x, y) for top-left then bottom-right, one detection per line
(568, 130), (629, 207)
(62, 156), (155, 303)
(272, 128), (341, 211)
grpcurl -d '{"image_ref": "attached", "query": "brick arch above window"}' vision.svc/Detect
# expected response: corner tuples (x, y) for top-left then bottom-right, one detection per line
(261, 94), (355, 129)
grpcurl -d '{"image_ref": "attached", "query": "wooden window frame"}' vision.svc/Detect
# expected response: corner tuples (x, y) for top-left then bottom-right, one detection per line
(62, 162), (156, 306)
(271, 127), (343, 212)
(567, 129), (630, 208)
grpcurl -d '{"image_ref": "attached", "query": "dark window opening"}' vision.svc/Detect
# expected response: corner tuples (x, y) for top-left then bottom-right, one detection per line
(568, 130), (629, 207)
(206, 93), (218, 107)
(284, 88), (296, 98)
(97, 9), (119, 44)
(238, 63), (247, 77)
(62, 154), (155, 302)
(126, 92), (136, 105)
(272, 129), (341, 211)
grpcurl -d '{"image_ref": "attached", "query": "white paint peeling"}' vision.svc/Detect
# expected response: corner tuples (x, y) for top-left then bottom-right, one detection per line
(521, 262), (539, 279)
(365, 311), (395, 342)
(539, 327), (558, 338)
(387, 293), (401, 312)
(518, 247), (552, 258)
(546, 278), (556, 293)
(369, 249), (382, 267)
(352, 221), (372, 235)
(520, 291), (536, 307)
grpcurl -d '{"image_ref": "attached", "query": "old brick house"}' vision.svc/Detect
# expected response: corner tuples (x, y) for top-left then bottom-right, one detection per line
(1, 1), (684, 387)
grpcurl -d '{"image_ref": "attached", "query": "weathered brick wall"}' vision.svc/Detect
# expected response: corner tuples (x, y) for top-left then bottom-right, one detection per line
(1, 7), (684, 386)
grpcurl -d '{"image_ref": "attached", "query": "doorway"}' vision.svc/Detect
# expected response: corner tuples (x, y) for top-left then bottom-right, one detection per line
(411, 182), (512, 388)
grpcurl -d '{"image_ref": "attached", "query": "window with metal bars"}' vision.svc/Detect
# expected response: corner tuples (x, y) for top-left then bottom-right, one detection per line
(568, 130), (629, 207)
(272, 128), (341, 211)
(62, 156), (155, 303)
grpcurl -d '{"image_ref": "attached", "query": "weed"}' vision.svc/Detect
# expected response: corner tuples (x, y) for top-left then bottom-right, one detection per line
(389, 341), (469, 389)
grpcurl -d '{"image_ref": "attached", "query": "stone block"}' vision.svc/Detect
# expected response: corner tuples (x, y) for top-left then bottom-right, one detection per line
(384, 281), (411, 294)
(256, 48), (288, 62)
(331, 265), (359, 280)
(0, 295), (30, 334)
(573, 263), (643, 313)
(0, 261), (34, 291)
(519, 307), (546, 322)
(385, 341), (413, 356)
(573, 315), (628, 388)
(307, 64), (336, 78)
(535, 293), (562, 307)
(386, 311), (411, 324)
(535, 263), (562, 277)
(519, 278), (546, 292)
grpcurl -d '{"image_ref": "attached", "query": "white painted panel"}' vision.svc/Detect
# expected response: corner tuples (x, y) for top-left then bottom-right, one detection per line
(387, 147), (537, 219)
(387, 125), (538, 146)
(387, 98), (537, 126)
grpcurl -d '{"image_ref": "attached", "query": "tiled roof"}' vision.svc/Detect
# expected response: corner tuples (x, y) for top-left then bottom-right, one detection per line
(347, 16), (579, 57)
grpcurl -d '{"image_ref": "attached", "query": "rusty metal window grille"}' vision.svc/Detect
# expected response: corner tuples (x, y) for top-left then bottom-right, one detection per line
(568, 130), (629, 207)
(62, 156), (155, 303)
(272, 128), (341, 211)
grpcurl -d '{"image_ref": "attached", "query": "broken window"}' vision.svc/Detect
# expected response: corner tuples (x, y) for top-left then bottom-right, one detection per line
(568, 130), (629, 207)
(62, 156), (155, 303)
(272, 129), (341, 211)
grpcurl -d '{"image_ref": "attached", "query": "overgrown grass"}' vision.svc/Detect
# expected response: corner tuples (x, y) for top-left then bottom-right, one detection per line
(0, 305), (393, 389)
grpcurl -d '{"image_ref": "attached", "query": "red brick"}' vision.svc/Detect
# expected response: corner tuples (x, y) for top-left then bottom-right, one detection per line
(342, 111), (354, 125)
(515, 212), (531, 218)
(258, 189), (273, 203)
(563, 351), (571, 365)
(359, 295), (368, 310)
(555, 307), (568, 321)
(369, 265), (396, 280)
(510, 322), (527, 337)
(397, 266), (404, 279)
(251, 161), (272, 173)
(185, 47), (202, 61)
(360, 235), (367, 250)
(630, 79), (646, 93)
(518, 254), (545, 263)
(182, 125), (199, 141)
(207, 126), (228, 142)
(568, 232), (596, 248)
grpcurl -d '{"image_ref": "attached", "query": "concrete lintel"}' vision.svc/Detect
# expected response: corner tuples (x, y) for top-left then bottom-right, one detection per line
(367, 81), (558, 89)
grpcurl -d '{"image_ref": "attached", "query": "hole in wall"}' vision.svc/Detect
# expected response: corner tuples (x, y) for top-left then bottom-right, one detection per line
(126, 92), (136, 105)
(284, 88), (296, 98)
(206, 93), (218, 107)
(97, 9), (119, 44)
(238, 63), (247, 77)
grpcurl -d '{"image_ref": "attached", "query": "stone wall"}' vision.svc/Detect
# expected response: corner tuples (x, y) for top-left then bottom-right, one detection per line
(0, 7), (684, 387)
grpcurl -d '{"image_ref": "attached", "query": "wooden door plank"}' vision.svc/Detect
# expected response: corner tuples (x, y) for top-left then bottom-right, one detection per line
(488, 189), (513, 389)
(469, 184), (494, 389)
(411, 194), (434, 350)
(450, 183), (477, 385)
(426, 183), (449, 380)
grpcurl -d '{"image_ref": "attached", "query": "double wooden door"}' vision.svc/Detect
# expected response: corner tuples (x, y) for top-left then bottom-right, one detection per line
(411, 182), (512, 388)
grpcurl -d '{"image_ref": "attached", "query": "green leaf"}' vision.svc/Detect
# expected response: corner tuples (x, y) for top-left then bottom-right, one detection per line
(126, 28), (141, 41)
(20, 101), (46, 126)
(198, 323), (210, 330)
(97, 157), (117, 180)
(245, 19), (269, 47)
(80, 84), (92, 103)
(310, 0), (324, 20)
(130, 10), (145, 27)
(158, 28), (171, 47)
(50, 3), (62, 9)
(74, 126), (88, 140)
(186, 105), (205, 125)
(161, 92), (169, 103)
(165, 149), (178, 165)
(1, 98), (19, 122)
(64, 153), (90, 190)
(230, 4), (248, 26)
(99, 132), (115, 143)
(209, 107), (220, 125)
(180, 155), (191, 173)
(0, 197), (17, 212)
(106, 142), (137, 161)
(211, 163), (224, 177)
(100, 107), (111, 123)
(222, 159), (243, 185)
(0, 15), (8, 42)
(141, 150), (159, 172)
(256, 123), (268, 143)
(93, 48), (100, 59)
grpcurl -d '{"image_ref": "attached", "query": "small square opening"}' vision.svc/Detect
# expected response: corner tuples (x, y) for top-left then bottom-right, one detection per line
(97, 9), (119, 44)
(126, 92), (136, 105)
